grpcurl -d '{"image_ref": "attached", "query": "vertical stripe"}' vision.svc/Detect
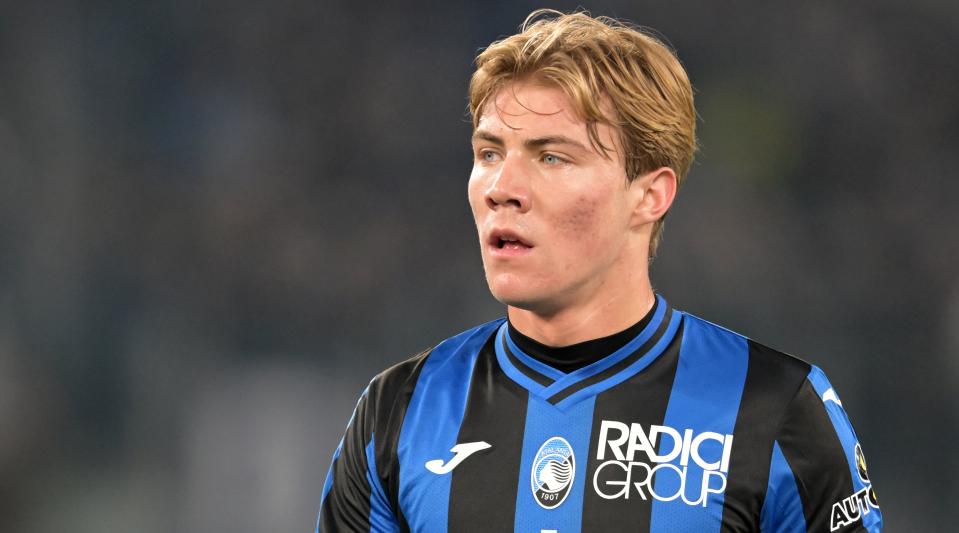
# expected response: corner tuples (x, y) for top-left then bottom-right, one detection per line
(776, 380), (856, 531)
(805, 367), (861, 485)
(317, 445), (343, 533)
(650, 315), (749, 533)
(321, 444), (342, 506)
(322, 381), (373, 506)
(396, 321), (502, 532)
(581, 327), (682, 530)
(366, 437), (400, 532)
(719, 341), (810, 531)
(319, 387), (374, 532)
(804, 367), (882, 532)
(368, 351), (431, 532)
(514, 396), (595, 533)
(448, 339), (529, 531)
(760, 442), (806, 533)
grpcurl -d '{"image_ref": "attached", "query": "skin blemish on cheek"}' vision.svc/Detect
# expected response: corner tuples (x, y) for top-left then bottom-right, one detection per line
(558, 195), (601, 240)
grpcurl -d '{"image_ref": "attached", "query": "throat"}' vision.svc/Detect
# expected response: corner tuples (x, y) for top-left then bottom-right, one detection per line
(507, 297), (659, 373)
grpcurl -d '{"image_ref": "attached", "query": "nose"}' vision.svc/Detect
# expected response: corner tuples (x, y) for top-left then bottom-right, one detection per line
(485, 155), (531, 212)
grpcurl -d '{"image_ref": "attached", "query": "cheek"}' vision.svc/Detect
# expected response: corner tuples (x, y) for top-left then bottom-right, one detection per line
(467, 172), (486, 218)
(555, 195), (602, 244)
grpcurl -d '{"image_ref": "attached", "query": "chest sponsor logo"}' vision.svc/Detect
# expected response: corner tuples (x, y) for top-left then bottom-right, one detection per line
(531, 437), (575, 509)
(592, 420), (733, 507)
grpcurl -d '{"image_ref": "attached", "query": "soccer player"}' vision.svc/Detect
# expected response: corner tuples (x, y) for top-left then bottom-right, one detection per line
(317, 10), (882, 533)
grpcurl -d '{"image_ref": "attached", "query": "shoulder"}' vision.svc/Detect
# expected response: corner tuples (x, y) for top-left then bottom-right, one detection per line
(678, 310), (816, 407)
(364, 318), (505, 413)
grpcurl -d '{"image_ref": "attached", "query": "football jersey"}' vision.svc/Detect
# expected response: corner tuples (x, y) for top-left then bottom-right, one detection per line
(317, 296), (882, 532)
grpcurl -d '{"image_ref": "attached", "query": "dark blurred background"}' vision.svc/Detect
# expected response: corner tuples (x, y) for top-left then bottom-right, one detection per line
(0, 1), (955, 531)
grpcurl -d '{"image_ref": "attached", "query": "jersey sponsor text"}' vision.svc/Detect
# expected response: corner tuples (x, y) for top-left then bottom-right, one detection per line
(592, 420), (734, 506)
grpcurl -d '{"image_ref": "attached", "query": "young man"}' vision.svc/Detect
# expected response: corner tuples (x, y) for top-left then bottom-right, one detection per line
(318, 10), (881, 533)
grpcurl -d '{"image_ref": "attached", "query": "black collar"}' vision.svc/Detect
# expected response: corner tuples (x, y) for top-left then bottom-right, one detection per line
(507, 297), (659, 374)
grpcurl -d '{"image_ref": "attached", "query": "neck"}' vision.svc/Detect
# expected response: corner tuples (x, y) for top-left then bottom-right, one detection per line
(507, 273), (656, 347)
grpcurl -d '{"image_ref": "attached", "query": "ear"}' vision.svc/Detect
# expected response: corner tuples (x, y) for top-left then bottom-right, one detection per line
(627, 166), (678, 229)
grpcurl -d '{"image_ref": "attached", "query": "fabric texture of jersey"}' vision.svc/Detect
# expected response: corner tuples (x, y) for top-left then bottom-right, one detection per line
(318, 296), (882, 532)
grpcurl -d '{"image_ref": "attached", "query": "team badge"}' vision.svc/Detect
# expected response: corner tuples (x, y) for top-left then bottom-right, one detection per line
(854, 443), (869, 483)
(531, 436), (575, 509)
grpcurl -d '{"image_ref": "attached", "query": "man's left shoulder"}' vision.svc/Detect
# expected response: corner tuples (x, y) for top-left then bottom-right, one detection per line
(679, 310), (813, 394)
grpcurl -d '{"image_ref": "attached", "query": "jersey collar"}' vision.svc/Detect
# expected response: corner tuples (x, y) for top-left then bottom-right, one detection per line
(493, 294), (684, 410)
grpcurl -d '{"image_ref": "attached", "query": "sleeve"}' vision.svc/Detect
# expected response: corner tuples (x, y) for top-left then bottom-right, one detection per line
(316, 379), (400, 533)
(760, 366), (882, 533)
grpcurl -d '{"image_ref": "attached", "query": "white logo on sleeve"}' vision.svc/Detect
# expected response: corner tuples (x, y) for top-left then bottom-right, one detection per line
(425, 441), (492, 474)
(830, 442), (879, 531)
(822, 388), (843, 407)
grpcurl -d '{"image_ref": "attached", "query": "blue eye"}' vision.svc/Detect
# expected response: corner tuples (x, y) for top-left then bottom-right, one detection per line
(543, 154), (563, 165)
(481, 150), (499, 162)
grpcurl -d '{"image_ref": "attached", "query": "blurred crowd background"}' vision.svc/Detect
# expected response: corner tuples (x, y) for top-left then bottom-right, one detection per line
(1, 1), (956, 531)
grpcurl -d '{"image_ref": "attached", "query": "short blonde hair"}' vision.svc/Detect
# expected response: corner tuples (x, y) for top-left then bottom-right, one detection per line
(469, 9), (697, 258)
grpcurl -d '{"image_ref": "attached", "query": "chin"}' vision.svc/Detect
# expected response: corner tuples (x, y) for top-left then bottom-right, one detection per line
(488, 275), (534, 305)
(487, 275), (556, 313)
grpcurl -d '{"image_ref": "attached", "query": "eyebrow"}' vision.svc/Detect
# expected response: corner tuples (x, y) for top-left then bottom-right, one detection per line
(472, 130), (590, 153)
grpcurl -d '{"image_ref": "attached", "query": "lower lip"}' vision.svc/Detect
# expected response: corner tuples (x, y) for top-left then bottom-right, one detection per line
(488, 242), (534, 258)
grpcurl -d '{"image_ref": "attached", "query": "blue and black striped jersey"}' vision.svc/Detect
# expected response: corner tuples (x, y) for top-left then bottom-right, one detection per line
(318, 296), (882, 532)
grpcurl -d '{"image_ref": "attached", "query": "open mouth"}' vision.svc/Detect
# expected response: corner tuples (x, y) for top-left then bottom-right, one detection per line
(490, 230), (533, 251)
(497, 237), (531, 250)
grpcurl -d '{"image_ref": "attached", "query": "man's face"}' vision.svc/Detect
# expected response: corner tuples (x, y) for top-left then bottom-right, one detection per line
(468, 81), (638, 315)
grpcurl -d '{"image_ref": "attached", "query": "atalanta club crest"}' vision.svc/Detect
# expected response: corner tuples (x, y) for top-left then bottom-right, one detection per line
(531, 437), (575, 509)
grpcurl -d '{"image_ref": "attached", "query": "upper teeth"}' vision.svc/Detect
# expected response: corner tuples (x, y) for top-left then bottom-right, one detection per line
(503, 237), (516, 241)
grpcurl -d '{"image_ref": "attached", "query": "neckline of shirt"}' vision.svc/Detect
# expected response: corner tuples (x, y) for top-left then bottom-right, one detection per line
(506, 296), (660, 374)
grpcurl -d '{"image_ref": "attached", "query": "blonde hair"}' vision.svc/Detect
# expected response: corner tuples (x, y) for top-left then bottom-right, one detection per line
(469, 9), (697, 258)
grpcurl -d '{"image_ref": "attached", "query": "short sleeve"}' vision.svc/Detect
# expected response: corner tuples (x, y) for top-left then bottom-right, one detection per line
(317, 380), (400, 533)
(761, 366), (882, 532)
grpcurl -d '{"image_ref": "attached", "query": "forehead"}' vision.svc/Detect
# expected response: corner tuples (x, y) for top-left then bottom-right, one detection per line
(477, 81), (586, 136)
(475, 81), (621, 156)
